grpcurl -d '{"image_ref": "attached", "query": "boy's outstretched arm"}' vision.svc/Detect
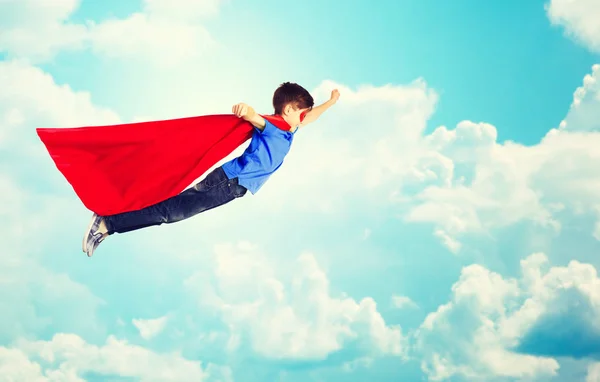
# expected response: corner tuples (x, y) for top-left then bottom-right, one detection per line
(232, 103), (266, 130)
(300, 89), (340, 127)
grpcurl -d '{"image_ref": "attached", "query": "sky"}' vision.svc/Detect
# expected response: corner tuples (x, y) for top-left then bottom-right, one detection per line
(1, 0), (600, 381)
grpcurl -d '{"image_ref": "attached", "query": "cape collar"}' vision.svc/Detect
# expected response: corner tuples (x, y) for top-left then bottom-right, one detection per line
(261, 114), (293, 132)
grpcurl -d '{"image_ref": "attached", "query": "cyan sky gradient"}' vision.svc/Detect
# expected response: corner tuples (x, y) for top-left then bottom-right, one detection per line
(47, 0), (599, 143)
(1, 0), (600, 381)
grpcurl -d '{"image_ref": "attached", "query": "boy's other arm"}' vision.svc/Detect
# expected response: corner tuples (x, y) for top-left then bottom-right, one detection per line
(232, 103), (266, 130)
(300, 89), (340, 127)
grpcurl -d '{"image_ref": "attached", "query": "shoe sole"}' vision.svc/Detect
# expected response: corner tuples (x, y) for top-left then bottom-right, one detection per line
(82, 213), (98, 253)
(87, 233), (105, 258)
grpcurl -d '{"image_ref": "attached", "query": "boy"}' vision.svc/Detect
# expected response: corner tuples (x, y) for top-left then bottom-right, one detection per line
(83, 82), (340, 257)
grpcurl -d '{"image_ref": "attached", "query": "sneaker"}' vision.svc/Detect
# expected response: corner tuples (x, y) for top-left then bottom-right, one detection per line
(86, 231), (105, 257)
(83, 213), (106, 257)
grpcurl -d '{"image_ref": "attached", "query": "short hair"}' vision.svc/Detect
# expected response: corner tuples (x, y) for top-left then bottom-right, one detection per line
(272, 82), (314, 115)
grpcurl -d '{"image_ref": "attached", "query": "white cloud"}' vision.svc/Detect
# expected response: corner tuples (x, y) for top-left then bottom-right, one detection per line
(185, 242), (405, 361)
(0, 174), (104, 343)
(3, 333), (231, 382)
(239, 67), (597, 252)
(589, 362), (600, 382)
(117, 64), (600, 256)
(2, 1), (599, 257)
(391, 295), (418, 310)
(415, 252), (600, 381)
(0, 57), (231, 381)
(257, 79), (442, 212)
(143, 0), (225, 20)
(0, 0), (223, 65)
(133, 316), (169, 340)
(401, 64), (600, 250)
(87, 12), (215, 67)
(0, 347), (50, 382)
(11, 50), (592, 260)
(433, 229), (462, 254)
(502, 253), (600, 350)
(546, 0), (600, 53)
(0, 60), (118, 345)
(160, 64), (577, 259)
(0, 60), (120, 156)
(0, 252), (105, 344)
(415, 260), (557, 381)
(0, 0), (86, 62)
(404, 122), (567, 249)
(559, 64), (600, 132)
(4, 23), (600, 380)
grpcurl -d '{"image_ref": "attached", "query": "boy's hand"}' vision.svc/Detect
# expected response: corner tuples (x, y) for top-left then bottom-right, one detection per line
(232, 102), (265, 129)
(232, 103), (248, 118)
(232, 103), (255, 119)
(330, 89), (340, 103)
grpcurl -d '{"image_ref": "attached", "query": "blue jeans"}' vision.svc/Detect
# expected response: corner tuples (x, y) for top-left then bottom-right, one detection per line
(103, 166), (247, 235)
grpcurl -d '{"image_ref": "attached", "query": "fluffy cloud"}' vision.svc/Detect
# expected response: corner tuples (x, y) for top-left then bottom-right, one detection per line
(415, 252), (600, 381)
(0, 52), (231, 382)
(133, 316), (169, 340)
(102, 60), (600, 258)
(0, 347), (52, 382)
(510, 253), (600, 359)
(3, 14), (600, 380)
(391, 295), (418, 310)
(396, 66), (600, 251)
(87, 12), (215, 67)
(0, 168), (104, 344)
(0, 58), (120, 196)
(0, 60), (120, 149)
(0, 59), (119, 345)
(10, 22), (594, 258)
(404, 122), (562, 252)
(415, 261), (558, 381)
(2, 2), (598, 254)
(546, 0), (600, 53)
(257, 79), (443, 213)
(142, 0), (224, 20)
(589, 363), (600, 382)
(0, 333), (231, 382)
(90, 0), (222, 65)
(559, 64), (600, 132)
(0, 251), (105, 345)
(258, 66), (600, 253)
(0, 0), (223, 65)
(0, 0), (86, 62)
(185, 242), (405, 361)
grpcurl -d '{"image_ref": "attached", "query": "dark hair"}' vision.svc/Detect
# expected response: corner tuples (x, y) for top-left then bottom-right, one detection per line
(272, 82), (314, 115)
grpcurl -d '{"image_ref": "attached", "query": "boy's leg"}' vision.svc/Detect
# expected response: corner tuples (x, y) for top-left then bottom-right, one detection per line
(97, 167), (247, 235)
(83, 166), (246, 257)
(102, 166), (247, 235)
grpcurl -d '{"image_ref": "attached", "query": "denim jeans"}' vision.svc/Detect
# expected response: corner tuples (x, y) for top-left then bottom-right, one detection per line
(103, 166), (247, 235)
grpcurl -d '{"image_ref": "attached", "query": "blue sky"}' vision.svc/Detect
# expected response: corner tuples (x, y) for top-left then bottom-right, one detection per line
(47, 0), (598, 143)
(2, 0), (600, 381)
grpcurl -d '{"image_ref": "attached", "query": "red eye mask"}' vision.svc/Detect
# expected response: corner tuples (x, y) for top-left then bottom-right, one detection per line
(300, 110), (308, 122)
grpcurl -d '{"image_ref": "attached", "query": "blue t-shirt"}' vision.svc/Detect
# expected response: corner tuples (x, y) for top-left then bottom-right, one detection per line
(222, 119), (295, 194)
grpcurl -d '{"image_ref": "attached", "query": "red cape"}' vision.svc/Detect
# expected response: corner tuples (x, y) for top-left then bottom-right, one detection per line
(36, 114), (292, 216)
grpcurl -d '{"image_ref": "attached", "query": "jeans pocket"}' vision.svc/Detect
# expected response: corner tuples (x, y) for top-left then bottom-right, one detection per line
(227, 177), (247, 198)
(194, 167), (227, 191)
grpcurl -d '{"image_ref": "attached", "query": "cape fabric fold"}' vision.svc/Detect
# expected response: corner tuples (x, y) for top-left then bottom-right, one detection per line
(36, 114), (291, 216)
